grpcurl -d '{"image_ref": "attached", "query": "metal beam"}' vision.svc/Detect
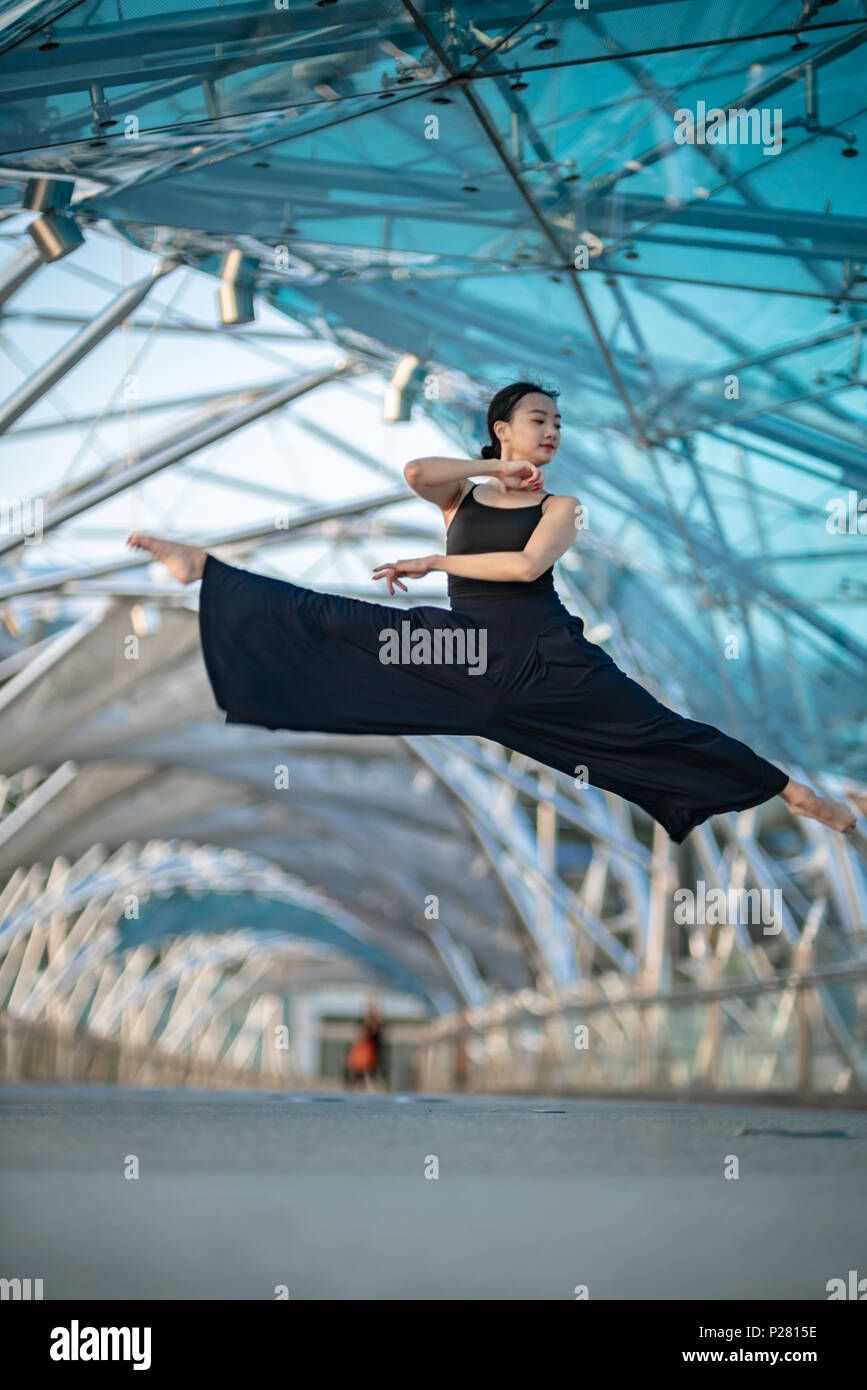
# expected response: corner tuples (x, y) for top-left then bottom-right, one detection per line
(1, 311), (313, 342)
(0, 360), (367, 560)
(0, 486), (413, 601)
(0, 244), (43, 311)
(0, 257), (180, 436)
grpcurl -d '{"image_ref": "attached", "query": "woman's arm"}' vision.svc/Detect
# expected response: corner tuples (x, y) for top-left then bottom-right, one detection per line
(430, 552), (534, 582)
(372, 497), (581, 594)
(371, 551), (526, 594)
(405, 457), (547, 514)
(433, 498), (579, 582)
(405, 455), (494, 500)
(404, 457), (496, 511)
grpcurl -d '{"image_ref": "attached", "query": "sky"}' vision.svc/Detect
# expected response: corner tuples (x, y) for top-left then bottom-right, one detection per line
(0, 220), (466, 622)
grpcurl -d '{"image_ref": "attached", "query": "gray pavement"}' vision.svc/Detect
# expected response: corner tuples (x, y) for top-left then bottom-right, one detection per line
(1, 1085), (865, 1300)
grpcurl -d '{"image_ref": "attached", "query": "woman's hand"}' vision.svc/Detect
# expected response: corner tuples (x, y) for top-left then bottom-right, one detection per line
(495, 460), (544, 491)
(371, 554), (438, 596)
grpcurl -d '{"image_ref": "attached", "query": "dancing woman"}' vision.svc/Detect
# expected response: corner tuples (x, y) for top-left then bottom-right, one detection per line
(127, 381), (856, 844)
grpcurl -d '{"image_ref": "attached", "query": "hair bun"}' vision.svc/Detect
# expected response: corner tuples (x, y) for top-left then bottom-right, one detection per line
(480, 442), (499, 460)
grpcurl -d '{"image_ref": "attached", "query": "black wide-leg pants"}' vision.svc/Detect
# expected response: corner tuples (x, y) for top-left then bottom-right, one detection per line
(198, 555), (789, 844)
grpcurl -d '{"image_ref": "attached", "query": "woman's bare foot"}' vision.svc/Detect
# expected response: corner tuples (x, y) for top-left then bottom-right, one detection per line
(780, 778), (857, 836)
(126, 533), (207, 584)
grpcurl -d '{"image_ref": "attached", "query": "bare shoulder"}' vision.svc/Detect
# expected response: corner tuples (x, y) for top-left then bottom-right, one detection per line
(541, 492), (581, 516)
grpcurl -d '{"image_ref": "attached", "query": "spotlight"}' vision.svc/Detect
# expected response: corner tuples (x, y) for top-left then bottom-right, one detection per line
(24, 176), (75, 212)
(384, 354), (427, 422)
(217, 249), (259, 326)
(24, 178), (84, 262)
(218, 283), (255, 325)
(89, 82), (117, 130)
(219, 248), (259, 283)
(27, 210), (84, 262)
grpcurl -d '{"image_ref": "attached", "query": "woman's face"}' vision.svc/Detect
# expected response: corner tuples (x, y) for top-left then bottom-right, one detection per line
(496, 392), (561, 463)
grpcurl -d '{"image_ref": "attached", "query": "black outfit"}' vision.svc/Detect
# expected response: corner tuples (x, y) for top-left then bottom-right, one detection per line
(366, 1024), (382, 1077)
(198, 483), (789, 844)
(445, 483), (559, 601)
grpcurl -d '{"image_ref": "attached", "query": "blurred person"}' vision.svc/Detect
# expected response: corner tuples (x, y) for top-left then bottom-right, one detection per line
(363, 1003), (384, 1082)
(344, 1010), (380, 1091)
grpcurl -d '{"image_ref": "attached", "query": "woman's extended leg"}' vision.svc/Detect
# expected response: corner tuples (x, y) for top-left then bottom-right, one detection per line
(124, 536), (860, 842)
(778, 778), (857, 835)
(127, 533), (503, 737)
(126, 534), (207, 583)
(489, 619), (861, 844)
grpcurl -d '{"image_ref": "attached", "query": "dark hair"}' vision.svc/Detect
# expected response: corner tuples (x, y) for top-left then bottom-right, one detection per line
(480, 380), (560, 459)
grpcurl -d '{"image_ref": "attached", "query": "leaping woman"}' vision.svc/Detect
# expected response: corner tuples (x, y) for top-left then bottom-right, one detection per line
(127, 380), (857, 843)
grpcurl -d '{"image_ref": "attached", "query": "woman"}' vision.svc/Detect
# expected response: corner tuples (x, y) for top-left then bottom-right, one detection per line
(344, 1021), (377, 1090)
(126, 380), (856, 844)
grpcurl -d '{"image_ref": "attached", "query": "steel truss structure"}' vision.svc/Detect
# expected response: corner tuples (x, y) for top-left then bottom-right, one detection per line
(0, 0), (865, 1091)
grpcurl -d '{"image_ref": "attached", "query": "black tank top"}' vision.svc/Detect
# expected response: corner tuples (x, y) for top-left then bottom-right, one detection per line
(445, 484), (556, 601)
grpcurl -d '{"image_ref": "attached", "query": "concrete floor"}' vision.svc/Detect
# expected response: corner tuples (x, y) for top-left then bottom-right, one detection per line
(1, 1085), (865, 1300)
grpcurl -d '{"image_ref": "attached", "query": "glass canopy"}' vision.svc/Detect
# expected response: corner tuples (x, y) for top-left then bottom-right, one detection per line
(1, 0), (865, 782)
